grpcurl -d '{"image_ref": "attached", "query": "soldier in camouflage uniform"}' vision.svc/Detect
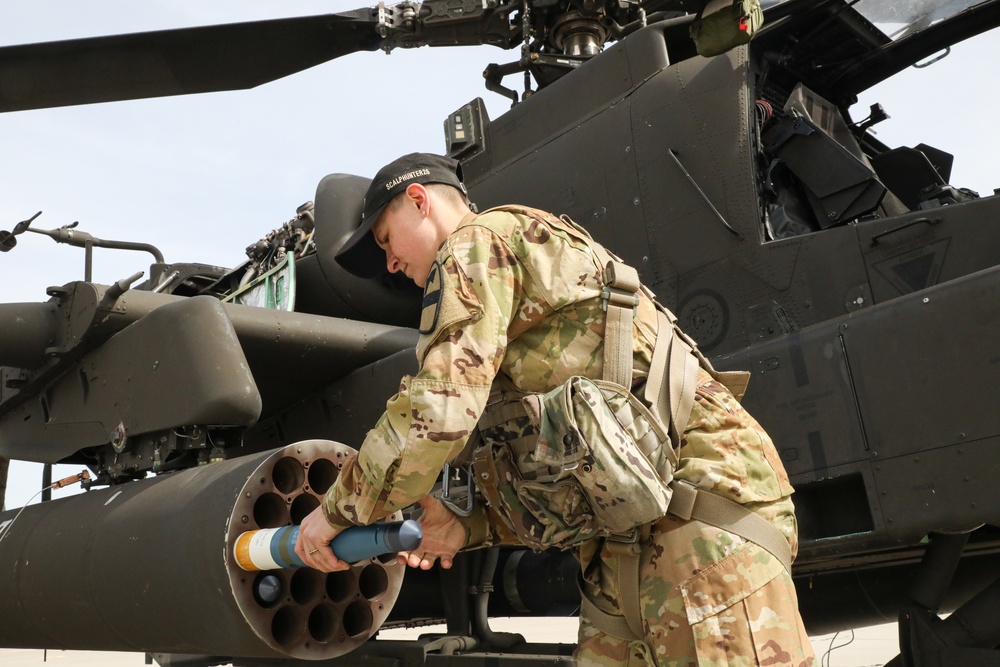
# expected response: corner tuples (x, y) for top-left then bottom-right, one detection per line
(297, 153), (815, 666)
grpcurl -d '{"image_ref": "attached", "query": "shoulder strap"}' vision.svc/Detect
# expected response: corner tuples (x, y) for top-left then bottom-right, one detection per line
(534, 211), (639, 389)
(566, 225), (786, 646)
(599, 258), (641, 387)
(643, 309), (700, 447)
(581, 478), (794, 643)
(552, 214), (642, 389)
(668, 479), (792, 572)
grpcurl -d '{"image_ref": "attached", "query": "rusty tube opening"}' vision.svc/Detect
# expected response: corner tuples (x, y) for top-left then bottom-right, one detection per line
(271, 606), (305, 647)
(290, 493), (320, 524)
(272, 457), (305, 495)
(359, 564), (390, 601)
(307, 458), (337, 495)
(342, 601), (374, 638)
(290, 568), (323, 606)
(325, 571), (356, 604)
(308, 603), (339, 643)
(252, 492), (288, 528)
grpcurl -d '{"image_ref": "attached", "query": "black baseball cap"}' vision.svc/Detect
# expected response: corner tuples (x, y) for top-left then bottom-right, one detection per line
(334, 152), (465, 278)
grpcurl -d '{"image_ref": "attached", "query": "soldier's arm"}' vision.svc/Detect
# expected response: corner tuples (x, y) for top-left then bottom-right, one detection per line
(322, 224), (526, 528)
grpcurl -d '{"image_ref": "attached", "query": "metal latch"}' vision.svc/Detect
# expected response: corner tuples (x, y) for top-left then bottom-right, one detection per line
(600, 285), (640, 313)
(439, 462), (476, 516)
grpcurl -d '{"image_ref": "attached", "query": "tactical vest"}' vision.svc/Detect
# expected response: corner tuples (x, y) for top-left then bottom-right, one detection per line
(450, 207), (790, 641)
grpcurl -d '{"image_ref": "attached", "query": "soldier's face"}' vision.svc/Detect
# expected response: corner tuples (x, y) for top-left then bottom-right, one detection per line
(373, 204), (440, 288)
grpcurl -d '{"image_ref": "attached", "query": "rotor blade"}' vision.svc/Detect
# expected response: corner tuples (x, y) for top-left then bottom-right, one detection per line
(0, 11), (380, 113)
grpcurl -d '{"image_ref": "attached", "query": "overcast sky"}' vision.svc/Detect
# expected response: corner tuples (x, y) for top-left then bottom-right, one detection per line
(1, 2), (998, 508)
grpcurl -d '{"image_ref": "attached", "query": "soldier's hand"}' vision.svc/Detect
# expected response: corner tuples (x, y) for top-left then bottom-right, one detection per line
(397, 496), (465, 570)
(296, 505), (351, 572)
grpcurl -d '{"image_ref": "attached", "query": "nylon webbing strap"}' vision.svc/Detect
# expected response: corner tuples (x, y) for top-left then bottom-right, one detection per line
(667, 318), (699, 447)
(603, 305), (632, 387)
(642, 310), (671, 427)
(582, 245), (645, 640)
(712, 369), (750, 402)
(579, 582), (641, 641)
(600, 260), (640, 387)
(477, 399), (524, 430)
(578, 523), (650, 642)
(668, 480), (792, 574)
(610, 530), (646, 640)
(644, 309), (700, 448)
(581, 483), (793, 643)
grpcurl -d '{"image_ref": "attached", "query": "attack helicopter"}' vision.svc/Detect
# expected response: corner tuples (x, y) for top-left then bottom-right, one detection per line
(2, 0), (1000, 665)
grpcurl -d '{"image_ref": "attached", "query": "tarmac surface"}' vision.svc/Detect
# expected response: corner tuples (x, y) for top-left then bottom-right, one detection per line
(0, 619), (901, 666)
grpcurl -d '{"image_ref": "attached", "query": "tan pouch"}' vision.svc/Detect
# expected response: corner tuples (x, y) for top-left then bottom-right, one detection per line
(472, 375), (677, 550)
(471, 439), (601, 551)
(524, 377), (675, 535)
(690, 0), (763, 58)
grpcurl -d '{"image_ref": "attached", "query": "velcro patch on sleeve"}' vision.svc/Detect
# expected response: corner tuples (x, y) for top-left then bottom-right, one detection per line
(419, 260), (445, 334)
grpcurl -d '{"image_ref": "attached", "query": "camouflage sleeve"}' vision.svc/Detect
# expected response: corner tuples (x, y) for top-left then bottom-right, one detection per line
(322, 222), (528, 530)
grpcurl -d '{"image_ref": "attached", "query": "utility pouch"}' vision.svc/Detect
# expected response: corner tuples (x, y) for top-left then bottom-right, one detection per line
(471, 376), (675, 550)
(472, 441), (601, 550)
(527, 377), (675, 534)
(690, 0), (763, 57)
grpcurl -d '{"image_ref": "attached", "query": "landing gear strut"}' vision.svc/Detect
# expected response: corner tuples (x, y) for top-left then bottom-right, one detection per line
(888, 532), (1000, 666)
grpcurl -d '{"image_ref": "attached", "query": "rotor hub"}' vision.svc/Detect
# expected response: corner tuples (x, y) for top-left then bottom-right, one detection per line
(551, 11), (609, 57)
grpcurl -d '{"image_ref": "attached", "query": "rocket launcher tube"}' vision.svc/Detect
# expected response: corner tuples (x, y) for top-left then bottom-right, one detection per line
(234, 520), (422, 571)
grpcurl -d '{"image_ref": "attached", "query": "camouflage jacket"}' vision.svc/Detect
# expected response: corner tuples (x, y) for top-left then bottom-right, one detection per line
(322, 206), (794, 545)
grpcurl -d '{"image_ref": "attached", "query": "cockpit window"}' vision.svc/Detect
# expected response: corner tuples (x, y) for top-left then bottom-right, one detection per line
(852, 0), (986, 40)
(852, 25), (998, 198)
(756, 2), (998, 241)
(764, 0), (986, 41)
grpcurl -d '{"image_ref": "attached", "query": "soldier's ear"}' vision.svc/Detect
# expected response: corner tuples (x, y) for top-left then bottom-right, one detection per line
(405, 183), (430, 216)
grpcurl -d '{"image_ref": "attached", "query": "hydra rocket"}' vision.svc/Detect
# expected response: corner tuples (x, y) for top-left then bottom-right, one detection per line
(234, 520), (423, 571)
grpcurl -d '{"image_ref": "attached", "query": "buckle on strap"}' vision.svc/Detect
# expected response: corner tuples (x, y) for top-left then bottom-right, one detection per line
(578, 581), (642, 642)
(666, 479), (793, 574)
(601, 285), (640, 313)
(667, 479), (698, 521)
(601, 260), (641, 313)
(606, 528), (640, 544)
(439, 463), (476, 517)
(604, 527), (643, 557)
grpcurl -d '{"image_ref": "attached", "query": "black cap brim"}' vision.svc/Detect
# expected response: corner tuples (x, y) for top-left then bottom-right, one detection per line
(334, 201), (389, 279)
(334, 152), (464, 279)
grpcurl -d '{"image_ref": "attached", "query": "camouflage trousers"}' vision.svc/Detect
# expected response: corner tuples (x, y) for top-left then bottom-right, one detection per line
(575, 513), (815, 667)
